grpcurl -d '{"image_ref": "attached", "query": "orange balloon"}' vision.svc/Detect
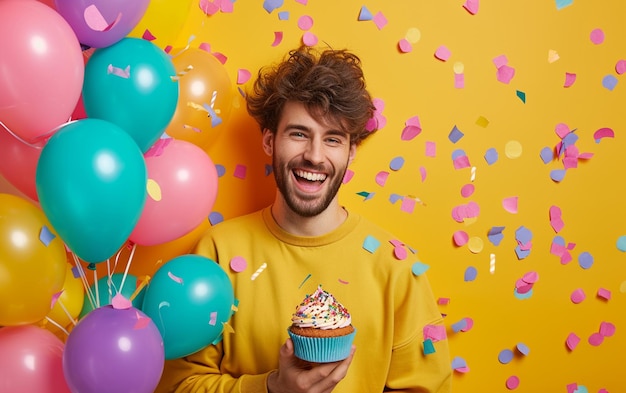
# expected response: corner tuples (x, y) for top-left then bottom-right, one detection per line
(166, 48), (234, 150)
(44, 263), (84, 336)
(0, 194), (66, 325)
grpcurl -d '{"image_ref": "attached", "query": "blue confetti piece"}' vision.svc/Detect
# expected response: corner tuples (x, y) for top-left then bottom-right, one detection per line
(39, 225), (56, 246)
(550, 169), (566, 182)
(451, 149), (467, 161)
(515, 226), (532, 245)
(488, 230), (505, 246)
(208, 211), (224, 225)
(578, 251), (593, 269)
(561, 132), (579, 151)
(514, 287), (533, 299)
(555, 0), (573, 10)
(515, 246), (531, 260)
(574, 385), (589, 393)
(602, 74), (618, 91)
(516, 342), (530, 356)
(358, 6), (373, 21)
(451, 356), (467, 370)
(540, 146), (553, 164)
(265, 164), (273, 176)
(498, 349), (514, 364)
(448, 125), (464, 143)
(451, 319), (468, 333)
(423, 338), (436, 355)
(553, 235), (566, 246)
(389, 156), (405, 171)
(484, 147), (498, 165)
(363, 235), (380, 253)
(464, 266), (478, 282)
(278, 11), (290, 20)
(411, 261), (430, 276)
(516, 90), (526, 103)
(263, 0), (283, 13)
(617, 235), (626, 252)
(389, 193), (403, 204)
(215, 164), (226, 177)
(71, 266), (81, 279)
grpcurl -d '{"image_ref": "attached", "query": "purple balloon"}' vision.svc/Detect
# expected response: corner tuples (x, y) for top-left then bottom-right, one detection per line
(55, 0), (150, 48)
(63, 305), (164, 393)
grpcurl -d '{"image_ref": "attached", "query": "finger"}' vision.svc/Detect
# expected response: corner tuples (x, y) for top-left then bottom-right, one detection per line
(311, 346), (357, 393)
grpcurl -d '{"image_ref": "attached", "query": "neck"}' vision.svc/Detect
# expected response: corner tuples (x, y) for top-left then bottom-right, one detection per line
(270, 195), (348, 237)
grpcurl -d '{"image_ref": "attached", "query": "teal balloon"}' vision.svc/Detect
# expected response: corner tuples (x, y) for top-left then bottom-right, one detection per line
(82, 37), (179, 152)
(35, 119), (147, 263)
(79, 273), (146, 319)
(141, 254), (234, 359)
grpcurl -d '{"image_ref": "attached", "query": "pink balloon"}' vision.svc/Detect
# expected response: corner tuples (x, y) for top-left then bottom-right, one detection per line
(129, 139), (219, 246)
(0, 325), (71, 393)
(0, 126), (44, 201)
(0, 1), (84, 144)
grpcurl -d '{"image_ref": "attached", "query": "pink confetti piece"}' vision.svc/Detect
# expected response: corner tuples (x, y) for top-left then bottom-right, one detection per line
(425, 141), (436, 157)
(590, 28), (605, 44)
(84, 5), (120, 32)
(616, 59), (626, 74)
(493, 55), (508, 68)
(338, 278), (349, 284)
(199, 0), (220, 15)
(401, 124), (421, 140)
(502, 197), (518, 214)
(496, 65), (515, 84)
(570, 288), (586, 304)
(453, 230), (469, 246)
(272, 31), (284, 46)
(566, 333), (580, 350)
(463, 0), (479, 14)
(419, 166), (427, 182)
(398, 38), (412, 53)
(107, 64), (130, 79)
(237, 69), (251, 84)
(297, 15), (314, 30)
(302, 31), (318, 46)
(229, 256), (247, 272)
(564, 72), (577, 87)
(375, 171), (389, 186)
(373, 11), (388, 30)
(112, 293), (132, 310)
(50, 291), (63, 309)
(168, 271), (184, 284)
(233, 164), (247, 179)
(142, 29), (156, 41)
(460, 317), (474, 332)
(506, 376), (520, 390)
(145, 138), (172, 158)
(343, 169), (354, 183)
(453, 155), (471, 169)
(515, 278), (533, 294)
(454, 73), (465, 88)
(460, 184), (475, 198)
(209, 311), (218, 325)
(588, 332), (604, 346)
(393, 245), (408, 260)
(451, 201), (480, 223)
(599, 321), (616, 337)
(401, 197), (416, 213)
(423, 324), (447, 342)
(522, 271), (539, 284)
(437, 297), (450, 305)
(593, 127), (614, 142)
(597, 288), (611, 300)
(434, 45), (451, 61)
(134, 311), (151, 329)
(549, 205), (565, 232)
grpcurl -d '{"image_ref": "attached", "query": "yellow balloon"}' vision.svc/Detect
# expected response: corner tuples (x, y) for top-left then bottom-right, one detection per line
(44, 262), (84, 334)
(165, 48), (234, 149)
(0, 194), (66, 325)
(127, 0), (193, 49)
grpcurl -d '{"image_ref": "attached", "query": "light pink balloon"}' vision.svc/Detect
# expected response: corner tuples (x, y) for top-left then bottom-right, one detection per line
(0, 1), (84, 143)
(130, 139), (219, 246)
(0, 325), (71, 393)
(0, 126), (44, 201)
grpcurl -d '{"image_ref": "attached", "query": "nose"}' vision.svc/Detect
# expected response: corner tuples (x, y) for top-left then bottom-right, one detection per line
(302, 138), (324, 164)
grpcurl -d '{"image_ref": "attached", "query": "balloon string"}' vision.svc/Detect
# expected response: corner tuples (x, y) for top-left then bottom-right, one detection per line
(57, 298), (77, 327)
(119, 242), (137, 296)
(129, 275), (150, 301)
(93, 269), (100, 308)
(71, 252), (96, 311)
(0, 119), (57, 148)
(45, 316), (70, 336)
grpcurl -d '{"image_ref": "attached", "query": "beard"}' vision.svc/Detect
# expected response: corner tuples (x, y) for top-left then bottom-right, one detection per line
(273, 157), (347, 218)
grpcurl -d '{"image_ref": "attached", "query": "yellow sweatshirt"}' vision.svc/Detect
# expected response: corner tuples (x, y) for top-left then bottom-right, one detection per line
(156, 207), (452, 393)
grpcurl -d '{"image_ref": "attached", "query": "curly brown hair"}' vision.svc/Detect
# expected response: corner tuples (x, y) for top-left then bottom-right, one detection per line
(246, 45), (377, 146)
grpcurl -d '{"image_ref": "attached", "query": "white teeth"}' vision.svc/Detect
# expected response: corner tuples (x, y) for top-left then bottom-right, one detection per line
(295, 170), (326, 182)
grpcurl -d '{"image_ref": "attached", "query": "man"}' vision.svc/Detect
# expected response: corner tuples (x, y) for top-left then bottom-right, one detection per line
(157, 45), (452, 393)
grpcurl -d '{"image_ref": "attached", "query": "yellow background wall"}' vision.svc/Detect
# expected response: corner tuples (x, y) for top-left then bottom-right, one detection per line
(1, 0), (624, 392)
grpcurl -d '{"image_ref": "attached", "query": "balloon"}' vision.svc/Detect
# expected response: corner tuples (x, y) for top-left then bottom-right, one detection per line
(44, 263), (85, 336)
(0, 325), (70, 393)
(0, 1), (84, 144)
(0, 126), (43, 201)
(54, 0), (150, 48)
(129, 139), (219, 246)
(82, 38), (179, 152)
(63, 305), (164, 393)
(35, 119), (147, 263)
(79, 273), (146, 319)
(127, 0), (193, 49)
(0, 194), (67, 326)
(166, 48), (234, 149)
(141, 254), (235, 359)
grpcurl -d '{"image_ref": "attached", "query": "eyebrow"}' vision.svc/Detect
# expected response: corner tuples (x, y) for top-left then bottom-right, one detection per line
(283, 123), (349, 138)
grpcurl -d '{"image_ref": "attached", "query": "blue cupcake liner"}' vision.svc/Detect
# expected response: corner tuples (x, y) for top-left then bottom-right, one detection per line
(287, 328), (356, 363)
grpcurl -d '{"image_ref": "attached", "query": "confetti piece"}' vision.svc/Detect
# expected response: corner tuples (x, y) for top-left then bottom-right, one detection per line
(454, 73), (465, 89)
(297, 15), (314, 30)
(424, 324), (447, 342)
(423, 338), (436, 355)
(498, 349), (514, 364)
(272, 31), (284, 47)
(230, 256), (247, 272)
(411, 262), (430, 276)
(464, 266), (478, 282)
(107, 64), (130, 78)
(39, 225), (56, 246)
(199, 0), (220, 15)
(343, 169), (354, 183)
(617, 235), (626, 252)
(463, 0), (479, 15)
(564, 72), (577, 87)
(602, 75), (618, 91)
(516, 342), (530, 356)
(434, 45), (451, 61)
(209, 311), (218, 326)
(84, 5), (120, 32)
(616, 59), (626, 74)
(398, 39), (412, 53)
(599, 321), (616, 337)
(237, 69), (251, 84)
(437, 297), (450, 305)
(570, 288), (586, 304)
(470, 166), (476, 182)
(493, 55), (508, 69)
(506, 376), (520, 390)
(425, 141), (436, 157)
(168, 271), (184, 284)
(112, 293), (132, 310)
(460, 184), (474, 198)
(484, 148), (498, 165)
(516, 90), (526, 103)
(142, 29), (156, 41)
(590, 28), (605, 44)
(453, 62), (464, 74)
(401, 197), (417, 213)
(597, 288), (611, 300)
(488, 226), (505, 246)
(566, 333), (580, 350)
(393, 244), (407, 260)
(405, 27), (421, 43)
(555, 0), (573, 10)
(451, 318), (468, 333)
(401, 118), (421, 140)
(451, 201), (480, 223)
(451, 357), (469, 373)
(419, 166), (427, 182)
(263, 0), (284, 13)
(389, 156), (405, 171)
(146, 179), (162, 201)
(298, 273), (311, 288)
(467, 237), (484, 253)
(593, 127), (614, 142)
(502, 197), (518, 214)
(578, 252), (593, 269)
(375, 171), (389, 186)
(448, 125), (464, 142)
(588, 332), (604, 346)
(550, 169), (566, 182)
(358, 5), (373, 21)
(251, 262), (267, 281)
(453, 230), (469, 246)
(497, 65), (516, 84)
(489, 253), (496, 274)
(548, 49), (560, 63)
(233, 164), (247, 179)
(363, 235), (381, 253)
(373, 11), (388, 30)
(550, 205), (564, 233)
(505, 140), (522, 158)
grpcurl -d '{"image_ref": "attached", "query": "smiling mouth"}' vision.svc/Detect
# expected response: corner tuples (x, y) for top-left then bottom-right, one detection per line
(294, 169), (327, 183)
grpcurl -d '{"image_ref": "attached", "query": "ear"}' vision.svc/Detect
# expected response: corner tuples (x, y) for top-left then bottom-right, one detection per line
(262, 128), (273, 156)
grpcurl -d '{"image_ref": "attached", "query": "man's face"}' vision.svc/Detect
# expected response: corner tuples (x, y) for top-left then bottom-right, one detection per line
(263, 102), (356, 217)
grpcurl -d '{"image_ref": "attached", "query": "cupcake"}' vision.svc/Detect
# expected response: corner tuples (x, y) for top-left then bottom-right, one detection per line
(287, 285), (356, 363)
